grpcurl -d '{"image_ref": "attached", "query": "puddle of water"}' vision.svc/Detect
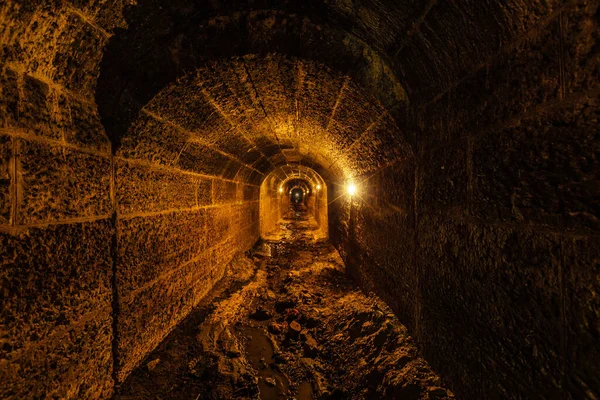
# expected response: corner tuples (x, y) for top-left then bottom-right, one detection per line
(243, 328), (290, 400)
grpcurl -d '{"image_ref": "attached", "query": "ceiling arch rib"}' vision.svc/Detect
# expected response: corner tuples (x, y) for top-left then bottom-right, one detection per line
(117, 54), (413, 187)
(275, 166), (326, 191)
(97, 9), (411, 150)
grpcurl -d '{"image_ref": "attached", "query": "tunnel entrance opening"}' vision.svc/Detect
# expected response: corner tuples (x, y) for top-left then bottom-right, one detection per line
(260, 165), (328, 241)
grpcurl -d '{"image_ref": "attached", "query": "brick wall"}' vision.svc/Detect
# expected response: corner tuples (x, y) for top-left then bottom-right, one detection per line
(330, 1), (600, 398)
(114, 109), (261, 381)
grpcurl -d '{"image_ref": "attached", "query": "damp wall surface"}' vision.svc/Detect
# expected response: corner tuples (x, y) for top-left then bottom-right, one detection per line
(329, 3), (600, 398)
(312, 187), (328, 237)
(113, 153), (260, 381)
(0, 6), (261, 397)
(0, 67), (117, 399)
(0, 65), (262, 397)
(259, 181), (284, 237)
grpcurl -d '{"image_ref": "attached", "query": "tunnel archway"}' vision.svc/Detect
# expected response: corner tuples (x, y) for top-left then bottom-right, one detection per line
(260, 164), (328, 240)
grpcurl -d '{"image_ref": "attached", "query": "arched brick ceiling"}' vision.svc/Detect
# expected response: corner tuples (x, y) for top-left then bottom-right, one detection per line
(118, 54), (413, 185)
(2, 0), (559, 172)
(263, 164), (326, 192)
(2, 0), (563, 116)
(96, 7), (410, 151)
(95, 0), (562, 142)
(0, 0), (571, 192)
(92, 0), (564, 188)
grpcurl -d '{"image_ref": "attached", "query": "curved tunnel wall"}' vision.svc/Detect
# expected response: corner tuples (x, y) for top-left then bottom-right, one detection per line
(0, 0), (598, 399)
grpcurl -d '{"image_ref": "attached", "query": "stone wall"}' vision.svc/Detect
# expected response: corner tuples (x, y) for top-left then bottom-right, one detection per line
(0, 65), (261, 397)
(312, 185), (329, 237)
(0, 3), (261, 397)
(114, 111), (261, 381)
(259, 180), (284, 237)
(0, 3), (121, 397)
(0, 72), (115, 399)
(330, 1), (600, 398)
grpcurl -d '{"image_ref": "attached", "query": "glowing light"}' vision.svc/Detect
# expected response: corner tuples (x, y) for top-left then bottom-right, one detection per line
(279, 187), (283, 193)
(316, 184), (321, 190)
(347, 183), (357, 196)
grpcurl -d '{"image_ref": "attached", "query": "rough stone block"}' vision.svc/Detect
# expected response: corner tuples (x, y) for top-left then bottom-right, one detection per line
(422, 11), (564, 143)
(243, 184), (259, 201)
(50, 13), (107, 94)
(347, 114), (410, 175)
(117, 265), (193, 381)
(18, 139), (111, 224)
(421, 68), (487, 142)
(186, 247), (227, 305)
(298, 61), (346, 129)
(119, 113), (189, 166)
(394, 0), (561, 102)
(0, 219), (112, 357)
(64, 96), (110, 152)
(0, 311), (113, 400)
(203, 62), (266, 134)
(176, 141), (231, 177)
(69, 0), (129, 32)
(0, 5), (101, 95)
(242, 54), (298, 116)
(418, 216), (564, 398)
(564, 2), (600, 94)
(418, 137), (468, 216)
(117, 209), (209, 295)
(221, 159), (242, 180)
(477, 16), (561, 129)
(234, 164), (256, 182)
(145, 81), (229, 141)
(213, 129), (256, 162)
(331, 81), (385, 149)
(375, 157), (415, 213)
(352, 203), (417, 331)
(116, 159), (211, 215)
(251, 156), (271, 174)
(18, 75), (58, 140)
(212, 180), (238, 205)
(205, 205), (232, 244)
(0, 67), (19, 129)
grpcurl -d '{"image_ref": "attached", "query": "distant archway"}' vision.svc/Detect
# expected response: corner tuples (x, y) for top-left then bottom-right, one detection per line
(260, 165), (328, 239)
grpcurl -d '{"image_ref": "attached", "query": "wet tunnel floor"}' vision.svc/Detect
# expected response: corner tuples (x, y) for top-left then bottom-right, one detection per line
(118, 207), (454, 400)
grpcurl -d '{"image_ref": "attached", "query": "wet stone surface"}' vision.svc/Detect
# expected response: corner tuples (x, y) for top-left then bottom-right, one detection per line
(118, 205), (453, 400)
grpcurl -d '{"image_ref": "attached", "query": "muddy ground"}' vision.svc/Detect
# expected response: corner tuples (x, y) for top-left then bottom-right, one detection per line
(117, 206), (454, 400)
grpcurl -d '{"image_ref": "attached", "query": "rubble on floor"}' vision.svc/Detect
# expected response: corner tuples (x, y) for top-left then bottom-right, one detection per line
(118, 207), (454, 400)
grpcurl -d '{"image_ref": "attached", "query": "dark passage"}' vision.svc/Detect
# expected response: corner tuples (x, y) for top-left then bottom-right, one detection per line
(290, 188), (304, 205)
(119, 206), (451, 400)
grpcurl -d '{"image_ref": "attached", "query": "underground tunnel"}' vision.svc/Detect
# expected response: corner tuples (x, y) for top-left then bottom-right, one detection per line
(0, 0), (598, 399)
